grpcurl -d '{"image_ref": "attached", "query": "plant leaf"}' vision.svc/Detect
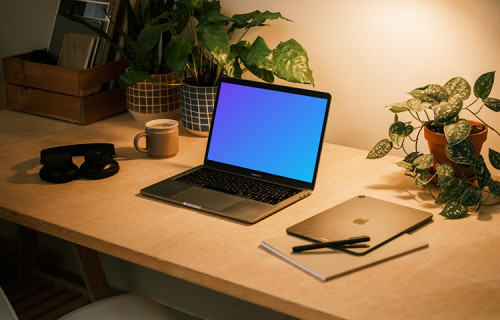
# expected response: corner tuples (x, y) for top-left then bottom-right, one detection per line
(396, 160), (415, 171)
(462, 186), (483, 206)
(409, 84), (449, 104)
(272, 39), (314, 85)
(367, 139), (393, 159)
(444, 119), (471, 146)
(137, 22), (174, 53)
(407, 99), (432, 112)
(488, 179), (500, 197)
(404, 152), (422, 163)
(432, 95), (463, 125)
(475, 155), (491, 190)
(413, 154), (433, 170)
(389, 121), (413, 146)
(445, 140), (475, 166)
(164, 37), (193, 77)
(202, 32), (231, 69)
(474, 71), (495, 99)
(440, 199), (468, 219)
(436, 162), (454, 185)
(483, 97), (500, 112)
(436, 177), (467, 204)
(387, 101), (408, 113)
(443, 77), (471, 100)
(230, 10), (291, 32)
(118, 69), (153, 87)
(415, 168), (429, 187)
(490, 149), (500, 170)
(240, 36), (274, 82)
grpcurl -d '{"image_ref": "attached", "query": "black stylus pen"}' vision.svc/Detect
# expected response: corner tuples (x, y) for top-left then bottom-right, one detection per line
(292, 235), (370, 253)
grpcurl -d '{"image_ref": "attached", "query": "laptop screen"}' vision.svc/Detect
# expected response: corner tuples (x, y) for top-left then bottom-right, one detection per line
(206, 77), (330, 184)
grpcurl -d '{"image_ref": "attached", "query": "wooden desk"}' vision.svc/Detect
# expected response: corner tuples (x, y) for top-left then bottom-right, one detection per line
(1, 110), (499, 319)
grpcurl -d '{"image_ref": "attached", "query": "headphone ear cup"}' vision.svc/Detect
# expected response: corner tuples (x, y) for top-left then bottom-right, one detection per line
(39, 152), (79, 183)
(80, 149), (119, 180)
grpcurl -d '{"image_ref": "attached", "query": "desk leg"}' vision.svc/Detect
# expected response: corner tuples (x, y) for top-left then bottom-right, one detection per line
(17, 226), (38, 277)
(72, 244), (112, 302)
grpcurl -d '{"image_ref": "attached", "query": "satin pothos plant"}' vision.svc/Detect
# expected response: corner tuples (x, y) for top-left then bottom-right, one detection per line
(367, 71), (500, 219)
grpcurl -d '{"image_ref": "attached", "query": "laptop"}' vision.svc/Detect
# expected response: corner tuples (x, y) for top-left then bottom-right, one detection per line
(286, 195), (433, 255)
(140, 76), (331, 223)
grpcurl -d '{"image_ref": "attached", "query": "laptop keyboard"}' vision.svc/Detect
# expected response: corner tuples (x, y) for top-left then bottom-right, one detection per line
(174, 167), (301, 205)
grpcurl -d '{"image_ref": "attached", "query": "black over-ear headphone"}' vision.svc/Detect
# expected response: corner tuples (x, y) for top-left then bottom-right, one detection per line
(39, 143), (119, 183)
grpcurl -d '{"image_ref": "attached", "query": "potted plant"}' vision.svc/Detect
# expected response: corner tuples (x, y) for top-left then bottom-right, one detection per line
(367, 71), (500, 219)
(67, 0), (186, 122)
(162, 0), (315, 135)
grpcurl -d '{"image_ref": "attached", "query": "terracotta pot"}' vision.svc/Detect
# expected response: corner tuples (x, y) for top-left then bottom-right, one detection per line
(126, 73), (181, 123)
(179, 80), (217, 136)
(424, 120), (488, 180)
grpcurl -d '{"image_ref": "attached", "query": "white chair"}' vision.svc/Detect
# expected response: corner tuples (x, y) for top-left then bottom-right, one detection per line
(1, 286), (177, 320)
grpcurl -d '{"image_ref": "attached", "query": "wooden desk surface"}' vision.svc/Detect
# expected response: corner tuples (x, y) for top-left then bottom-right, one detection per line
(1, 110), (499, 320)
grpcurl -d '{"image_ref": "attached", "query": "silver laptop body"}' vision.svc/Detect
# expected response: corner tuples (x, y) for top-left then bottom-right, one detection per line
(140, 76), (331, 223)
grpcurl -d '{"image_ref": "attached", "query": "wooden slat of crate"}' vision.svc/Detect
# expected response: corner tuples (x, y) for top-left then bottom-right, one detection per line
(3, 53), (128, 97)
(6, 84), (126, 124)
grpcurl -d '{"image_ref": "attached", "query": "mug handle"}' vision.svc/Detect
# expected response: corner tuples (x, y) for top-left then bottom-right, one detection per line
(134, 132), (148, 153)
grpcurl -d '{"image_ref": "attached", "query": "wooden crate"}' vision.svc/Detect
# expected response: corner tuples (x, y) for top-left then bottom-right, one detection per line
(3, 51), (128, 124)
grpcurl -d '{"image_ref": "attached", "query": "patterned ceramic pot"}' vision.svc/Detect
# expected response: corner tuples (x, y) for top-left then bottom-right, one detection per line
(179, 81), (217, 136)
(126, 73), (180, 123)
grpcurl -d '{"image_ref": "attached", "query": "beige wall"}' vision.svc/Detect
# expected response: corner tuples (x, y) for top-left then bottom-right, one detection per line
(1, 0), (499, 157)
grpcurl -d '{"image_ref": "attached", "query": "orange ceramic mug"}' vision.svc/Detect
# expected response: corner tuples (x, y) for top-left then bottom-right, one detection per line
(134, 119), (179, 158)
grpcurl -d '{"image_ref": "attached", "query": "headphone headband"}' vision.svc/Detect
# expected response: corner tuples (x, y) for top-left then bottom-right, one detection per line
(40, 143), (116, 164)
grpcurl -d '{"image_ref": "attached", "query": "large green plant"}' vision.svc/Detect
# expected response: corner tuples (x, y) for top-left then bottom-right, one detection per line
(367, 72), (500, 219)
(163, 0), (314, 86)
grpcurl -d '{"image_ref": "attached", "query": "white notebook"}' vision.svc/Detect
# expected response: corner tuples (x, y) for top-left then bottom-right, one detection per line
(260, 233), (428, 281)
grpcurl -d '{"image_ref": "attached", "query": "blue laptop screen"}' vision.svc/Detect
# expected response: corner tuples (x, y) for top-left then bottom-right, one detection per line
(206, 81), (329, 184)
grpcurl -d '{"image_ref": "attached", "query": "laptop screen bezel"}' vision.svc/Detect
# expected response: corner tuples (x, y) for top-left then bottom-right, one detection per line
(203, 76), (331, 190)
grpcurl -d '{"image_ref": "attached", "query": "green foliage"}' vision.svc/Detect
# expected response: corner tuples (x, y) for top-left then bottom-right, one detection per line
(367, 72), (500, 218)
(164, 0), (314, 86)
(69, 0), (314, 87)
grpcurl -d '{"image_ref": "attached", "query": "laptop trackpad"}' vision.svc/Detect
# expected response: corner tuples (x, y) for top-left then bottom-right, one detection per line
(171, 187), (242, 211)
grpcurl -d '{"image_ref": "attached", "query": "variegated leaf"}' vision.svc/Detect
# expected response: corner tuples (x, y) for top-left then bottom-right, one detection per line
(484, 97), (500, 112)
(409, 84), (449, 104)
(488, 180), (500, 197)
(367, 139), (393, 159)
(436, 177), (467, 204)
(443, 77), (471, 100)
(413, 154), (433, 170)
(440, 199), (468, 219)
(474, 71), (495, 99)
(461, 186), (482, 206)
(432, 95), (463, 125)
(475, 155), (491, 190)
(396, 160), (415, 171)
(407, 99), (431, 112)
(387, 102), (408, 113)
(404, 152), (422, 163)
(389, 122), (413, 146)
(444, 119), (471, 146)
(436, 162), (454, 185)
(490, 149), (500, 170)
(445, 140), (475, 165)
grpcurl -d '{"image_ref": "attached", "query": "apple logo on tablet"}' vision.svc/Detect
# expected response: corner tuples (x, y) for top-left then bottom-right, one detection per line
(353, 218), (370, 225)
